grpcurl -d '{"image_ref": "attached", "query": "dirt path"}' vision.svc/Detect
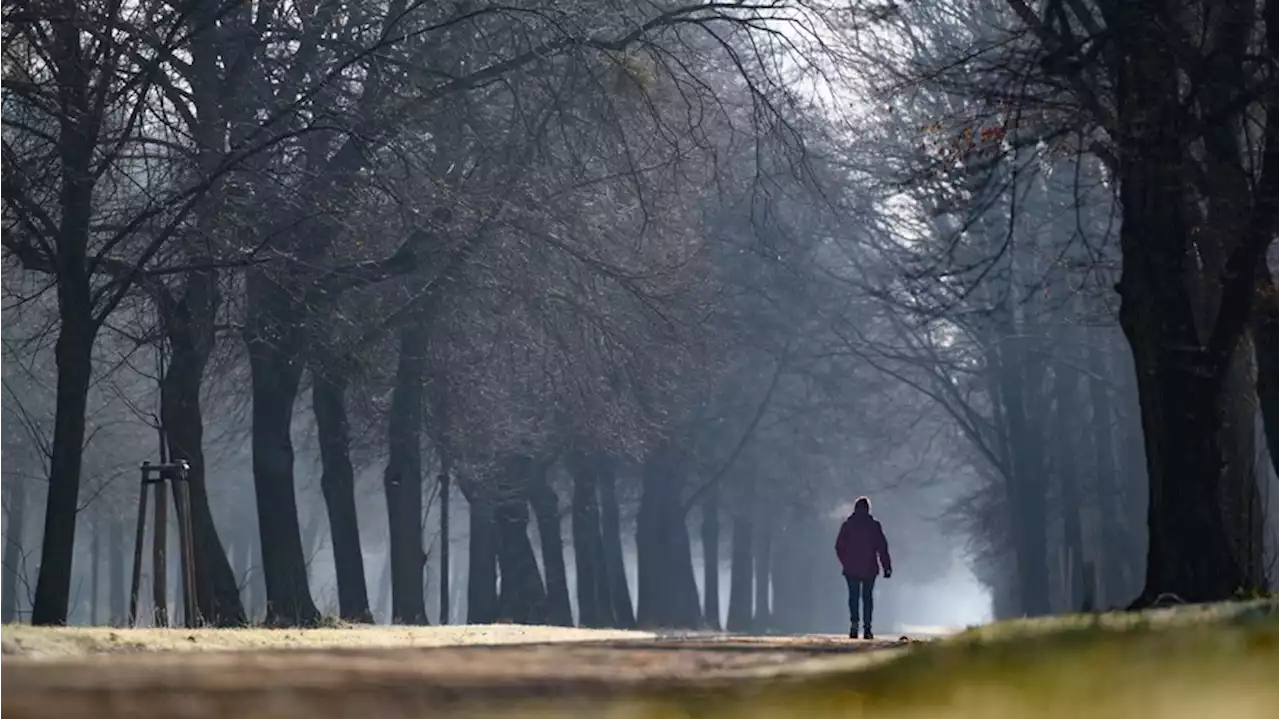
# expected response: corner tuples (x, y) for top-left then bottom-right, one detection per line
(2, 630), (909, 719)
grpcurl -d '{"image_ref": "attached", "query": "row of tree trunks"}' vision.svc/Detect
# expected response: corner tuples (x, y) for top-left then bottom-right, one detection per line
(1051, 353), (1086, 611)
(700, 486), (721, 629)
(722, 497), (773, 633)
(598, 468), (636, 628)
(28, 514), (155, 627)
(465, 483), (498, 624)
(528, 465), (573, 626)
(992, 329), (1052, 617)
(635, 450), (701, 629)
(570, 453), (612, 627)
(452, 453), (638, 630)
(726, 514), (753, 632)
(439, 469), (451, 625)
(753, 521), (772, 630)
(769, 504), (822, 634)
(494, 457), (548, 624)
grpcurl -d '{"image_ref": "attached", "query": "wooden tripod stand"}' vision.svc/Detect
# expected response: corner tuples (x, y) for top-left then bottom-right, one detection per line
(128, 460), (199, 628)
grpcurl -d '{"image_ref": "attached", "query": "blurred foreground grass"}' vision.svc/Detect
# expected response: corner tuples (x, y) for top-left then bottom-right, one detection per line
(505, 600), (1278, 719)
(3, 600), (1275, 719)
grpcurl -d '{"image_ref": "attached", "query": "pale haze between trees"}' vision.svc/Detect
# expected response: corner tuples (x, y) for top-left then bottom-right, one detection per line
(1, 0), (1275, 630)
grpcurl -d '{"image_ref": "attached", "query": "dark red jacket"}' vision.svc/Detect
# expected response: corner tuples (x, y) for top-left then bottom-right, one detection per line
(835, 512), (892, 579)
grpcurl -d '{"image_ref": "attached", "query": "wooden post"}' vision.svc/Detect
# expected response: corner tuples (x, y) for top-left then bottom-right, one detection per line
(173, 469), (199, 628)
(152, 477), (168, 627)
(128, 468), (151, 628)
(129, 461), (200, 629)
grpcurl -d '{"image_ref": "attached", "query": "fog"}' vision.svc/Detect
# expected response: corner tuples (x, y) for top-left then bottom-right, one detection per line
(3, 0), (1274, 634)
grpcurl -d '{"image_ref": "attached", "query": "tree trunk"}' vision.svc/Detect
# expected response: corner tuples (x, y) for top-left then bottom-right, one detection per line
(464, 484), (498, 624)
(768, 504), (819, 634)
(1052, 360), (1086, 611)
(161, 339), (247, 626)
(31, 307), (95, 626)
(994, 334), (1052, 616)
(246, 326), (317, 627)
(494, 458), (547, 625)
(1123, 327), (1258, 602)
(30, 54), (99, 625)
(700, 485), (721, 630)
(1219, 343), (1268, 588)
(109, 517), (125, 625)
(570, 456), (609, 627)
(3, 476), (27, 623)
(635, 450), (702, 629)
(1115, 3), (1267, 606)
(384, 322), (428, 625)
(726, 514), (754, 632)
(311, 362), (373, 623)
(528, 466), (573, 626)
(754, 519), (772, 630)
(598, 465), (635, 629)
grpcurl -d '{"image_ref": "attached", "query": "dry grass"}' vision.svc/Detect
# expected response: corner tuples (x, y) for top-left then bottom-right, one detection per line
(0, 622), (658, 659)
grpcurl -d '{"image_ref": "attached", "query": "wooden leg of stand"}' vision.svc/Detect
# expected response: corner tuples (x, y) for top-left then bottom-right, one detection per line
(152, 481), (168, 627)
(175, 481), (199, 628)
(128, 482), (150, 629)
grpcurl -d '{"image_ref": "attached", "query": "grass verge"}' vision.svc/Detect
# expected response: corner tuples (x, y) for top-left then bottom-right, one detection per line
(501, 600), (1279, 719)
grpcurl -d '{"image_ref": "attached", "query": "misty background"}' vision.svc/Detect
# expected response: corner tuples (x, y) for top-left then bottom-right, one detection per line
(3, 0), (1275, 632)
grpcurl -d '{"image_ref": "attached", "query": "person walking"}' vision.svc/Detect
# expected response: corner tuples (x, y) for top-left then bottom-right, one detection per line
(834, 496), (892, 639)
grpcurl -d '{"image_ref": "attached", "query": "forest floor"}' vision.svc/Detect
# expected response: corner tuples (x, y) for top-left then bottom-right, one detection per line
(3, 600), (1275, 719)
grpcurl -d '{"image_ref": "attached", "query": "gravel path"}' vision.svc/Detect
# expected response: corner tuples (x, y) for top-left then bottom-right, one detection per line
(1, 626), (912, 719)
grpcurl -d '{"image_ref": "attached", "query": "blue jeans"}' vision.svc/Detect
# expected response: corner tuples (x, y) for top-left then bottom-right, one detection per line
(844, 575), (875, 630)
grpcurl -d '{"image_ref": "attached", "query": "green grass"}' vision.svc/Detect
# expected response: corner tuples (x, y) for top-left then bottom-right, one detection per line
(500, 600), (1279, 719)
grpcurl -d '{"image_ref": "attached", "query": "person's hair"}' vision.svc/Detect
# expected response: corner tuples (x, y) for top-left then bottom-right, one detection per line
(853, 496), (871, 514)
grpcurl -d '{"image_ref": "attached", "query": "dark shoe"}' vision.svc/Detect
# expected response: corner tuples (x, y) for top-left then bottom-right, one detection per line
(863, 628), (874, 640)
(849, 626), (859, 639)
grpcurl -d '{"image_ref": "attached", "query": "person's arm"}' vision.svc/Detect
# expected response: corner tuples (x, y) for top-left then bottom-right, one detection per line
(835, 521), (849, 564)
(876, 522), (893, 577)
